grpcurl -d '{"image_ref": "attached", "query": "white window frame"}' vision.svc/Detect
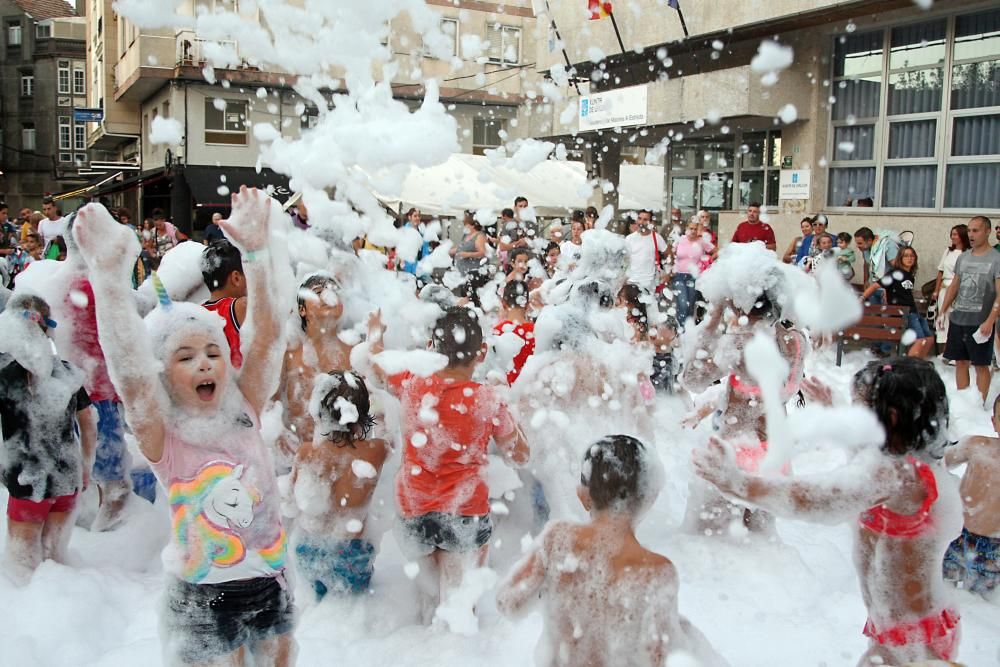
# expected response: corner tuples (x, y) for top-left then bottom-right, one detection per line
(204, 98), (248, 145)
(74, 124), (86, 150)
(58, 60), (71, 94)
(59, 152), (72, 163)
(73, 63), (86, 95)
(827, 9), (1000, 214)
(7, 22), (21, 46)
(35, 21), (51, 39)
(425, 18), (458, 59)
(20, 75), (33, 97)
(22, 126), (36, 151)
(59, 116), (71, 150)
(487, 24), (521, 66)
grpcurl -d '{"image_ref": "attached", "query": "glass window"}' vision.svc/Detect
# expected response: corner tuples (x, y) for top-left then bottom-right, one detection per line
(487, 25), (521, 65)
(700, 172), (733, 210)
(22, 124), (36, 151)
(59, 153), (72, 163)
(58, 61), (71, 94)
(834, 31), (883, 77)
(75, 125), (86, 150)
(834, 125), (876, 160)
(952, 115), (1000, 156)
(889, 20), (946, 70)
(828, 167), (875, 207)
(73, 67), (85, 95)
(426, 18), (458, 58)
(59, 116), (71, 150)
(954, 9), (1000, 61)
(888, 68), (943, 115)
(35, 22), (51, 39)
(472, 117), (506, 155)
(739, 133), (766, 169)
(832, 78), (882, 120)
(887, 119), (936, 159)
(204, 98), (247, 144)
(20, 75), (33, 96)
(883, 165), (937, 207)
(945, 163), (1000, 209)
(951, 60), (1000, 109)
(7, 23), (21, 46)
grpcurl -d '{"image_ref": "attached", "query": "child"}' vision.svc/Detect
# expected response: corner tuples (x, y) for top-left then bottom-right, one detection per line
(201, 239), (247, 369)
(694, 358), (963, 665)
(291, 371), (388, 599)
(0, 294), (96, 581)
(943, 395), (1000, 596)
(497, 435), (727, 667)
(378, 306), (528, 616)
(835, 232), (857, 282)
(493, 280), (535, 385)
(73, 191), (295, 666)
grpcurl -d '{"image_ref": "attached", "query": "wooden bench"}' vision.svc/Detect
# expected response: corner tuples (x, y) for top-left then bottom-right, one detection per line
(836, 304), (911, 366)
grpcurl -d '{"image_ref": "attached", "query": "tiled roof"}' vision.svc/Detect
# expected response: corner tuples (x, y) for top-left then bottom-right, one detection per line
(11, 0), (77, 21)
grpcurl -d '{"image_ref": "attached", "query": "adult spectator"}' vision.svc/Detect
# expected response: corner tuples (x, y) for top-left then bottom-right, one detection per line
(783, 218), (813, 264)
(932, 224), (970, 349)
(671, 216), (714, 326)
(39, 197), (66, 259)
(202, 212), (226, 245)
(938, 216), (1000, 403)
(117, 208), (136, 234)
(0, 202), (15, 257)
(803, 214), (834, 264)
(513, 196), (529, 221)
(450, 211), (487, 276)
(560, 214), (585, 271)
(731, 202), (775, 251)
(661, 207), (683, 247)
(994, 219), (1000, 252)
(854, 226), (900, 302)
(148, 208), (179, 268)
(625, 209), (668, 293)
(863, 246), (933, 358)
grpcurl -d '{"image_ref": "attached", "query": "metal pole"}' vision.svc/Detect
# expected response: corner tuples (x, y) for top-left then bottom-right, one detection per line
(544, 0), (580, 95)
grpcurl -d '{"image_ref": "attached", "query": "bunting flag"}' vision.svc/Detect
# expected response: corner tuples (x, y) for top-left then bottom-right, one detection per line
(667, 0), (680, 8)
(588, 0), (612, 20)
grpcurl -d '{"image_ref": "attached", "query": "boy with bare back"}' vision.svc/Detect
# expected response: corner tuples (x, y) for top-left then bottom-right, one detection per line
(290, 370), (389, 599)
(943, 395), (1000, 596)
(498, 435), (727, 667)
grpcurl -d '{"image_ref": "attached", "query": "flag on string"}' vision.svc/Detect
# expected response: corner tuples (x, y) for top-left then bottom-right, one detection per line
(588, 0), (612, 20)
(667, 0), (680, 8)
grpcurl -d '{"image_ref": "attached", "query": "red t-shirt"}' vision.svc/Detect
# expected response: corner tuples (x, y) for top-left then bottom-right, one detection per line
(202, 297), (243, 369)
(388, 371), (516, 518)
(66, 277), (117, 402)
(493, 320), (535, 385)
(731, 220), (776, 246)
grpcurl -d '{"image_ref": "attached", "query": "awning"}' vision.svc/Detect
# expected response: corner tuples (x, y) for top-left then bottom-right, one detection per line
(51, 171), (124, 201)
(184, 166), (293, 207)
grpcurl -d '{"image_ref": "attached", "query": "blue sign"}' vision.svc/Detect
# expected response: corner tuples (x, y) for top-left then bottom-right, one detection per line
(791, 173), (799, 184)
(73, 108), (104, 123)
(580, 99), (589, 117)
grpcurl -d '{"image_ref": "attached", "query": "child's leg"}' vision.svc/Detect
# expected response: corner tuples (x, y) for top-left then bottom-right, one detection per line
(250, 632), (296, 667)
(41, 512), (74, 564)
(4, 518), (44, 579)
(434, 543), (489, 603)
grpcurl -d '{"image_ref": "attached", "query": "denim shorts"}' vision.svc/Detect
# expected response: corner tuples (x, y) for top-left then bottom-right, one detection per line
(903, 312), (933, 340)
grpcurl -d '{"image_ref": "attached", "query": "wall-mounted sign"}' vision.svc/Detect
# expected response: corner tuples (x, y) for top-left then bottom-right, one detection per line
(579, 84), (648, 132)
(781, 155), (793, 168)
(778, 169), (810, 200)
(73, 107), (104, 123)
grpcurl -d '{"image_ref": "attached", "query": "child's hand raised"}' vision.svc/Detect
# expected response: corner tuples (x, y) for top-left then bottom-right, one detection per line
(220, 186), (272, 253)
(801, 375), (834, 406)
(72, 204), (141, 276)
(692, 437), (741, 493)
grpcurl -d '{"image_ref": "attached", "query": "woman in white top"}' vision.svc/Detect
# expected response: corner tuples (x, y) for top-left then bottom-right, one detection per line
(931, 224), (969, 345)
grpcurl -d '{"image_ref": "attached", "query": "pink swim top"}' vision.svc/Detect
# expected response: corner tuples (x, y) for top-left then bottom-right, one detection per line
(859, 457), (938, 539)
(728, 330), (804, 401)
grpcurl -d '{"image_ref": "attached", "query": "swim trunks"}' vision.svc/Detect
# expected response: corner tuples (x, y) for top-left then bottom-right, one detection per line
(294, 536), (375, 599)
(943, 527), (1000, 594)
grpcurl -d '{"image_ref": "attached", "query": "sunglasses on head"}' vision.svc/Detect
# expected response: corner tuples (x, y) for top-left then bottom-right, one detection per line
(21, 310), (57, 329)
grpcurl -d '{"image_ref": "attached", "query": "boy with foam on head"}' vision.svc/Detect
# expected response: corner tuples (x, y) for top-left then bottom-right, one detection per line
(0, 293), (96, 583)
(498, 435), (728, 667)
(201, 239), (247, 370)
(73, 189), (295, 666)
(942, 395), (1000, 597)
(290, 370), (389, 600)
(375, 306), (529, 624)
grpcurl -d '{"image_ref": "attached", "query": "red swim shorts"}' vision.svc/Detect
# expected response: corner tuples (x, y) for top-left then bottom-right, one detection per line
(863, 608), (960, 662)
(6, 493), (78, 523)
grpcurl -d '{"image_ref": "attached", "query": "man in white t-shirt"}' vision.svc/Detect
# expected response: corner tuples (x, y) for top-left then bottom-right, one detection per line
(625, 209), (667, 293)
(38, 198), (67, 259)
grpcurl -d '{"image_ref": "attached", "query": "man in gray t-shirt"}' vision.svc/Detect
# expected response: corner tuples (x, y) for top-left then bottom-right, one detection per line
(940, 215), (1000, 402)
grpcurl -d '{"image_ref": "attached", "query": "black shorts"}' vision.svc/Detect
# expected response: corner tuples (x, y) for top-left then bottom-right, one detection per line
(943, 322), (994, 366)
(163, 576), (295, 664)
(395, 512), (492, 557)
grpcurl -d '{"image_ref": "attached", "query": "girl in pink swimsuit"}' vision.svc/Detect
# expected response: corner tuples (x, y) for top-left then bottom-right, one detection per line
(694, 357), (964, 665)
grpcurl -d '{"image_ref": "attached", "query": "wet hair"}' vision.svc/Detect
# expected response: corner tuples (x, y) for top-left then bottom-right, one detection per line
(619, 283), (648, 339)
(501, 280), (530, 309)
(837, 232), (852, 244)
(581, 435), (647, 512)
(854, 226), (874, 242)
(851, 357), (948, 458)
(575, 280), (615, 309)
(892, 246), (919, 274)
(10, 293), (52, 330)
(432, 307), (484, 366)
(201, 240), (244, 291)
(297, 274), (339, 332)
(316, 371), (375, 446)
(949, 224), (969, 252)
(747, 291), (779, 322)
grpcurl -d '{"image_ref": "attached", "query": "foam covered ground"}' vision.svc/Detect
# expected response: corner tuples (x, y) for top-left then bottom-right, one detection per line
(1, 349), (997, 667)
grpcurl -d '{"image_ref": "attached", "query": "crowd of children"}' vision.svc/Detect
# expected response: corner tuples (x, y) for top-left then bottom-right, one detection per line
(0, 192), (996, 667)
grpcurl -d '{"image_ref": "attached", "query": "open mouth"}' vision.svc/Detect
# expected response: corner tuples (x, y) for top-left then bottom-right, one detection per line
(196, 381), (216, 401)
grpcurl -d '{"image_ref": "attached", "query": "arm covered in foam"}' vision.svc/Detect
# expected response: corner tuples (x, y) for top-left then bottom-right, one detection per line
(72, 204), (166, 462)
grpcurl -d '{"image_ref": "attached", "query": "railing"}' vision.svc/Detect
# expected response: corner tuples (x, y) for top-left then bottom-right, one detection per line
(176, 31), (239, 67)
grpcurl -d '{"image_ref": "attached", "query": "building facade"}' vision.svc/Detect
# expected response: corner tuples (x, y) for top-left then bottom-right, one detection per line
(0, 0), (91, 211)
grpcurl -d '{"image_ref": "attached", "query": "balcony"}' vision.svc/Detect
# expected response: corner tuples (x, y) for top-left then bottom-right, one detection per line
(114, 32), (175, 102)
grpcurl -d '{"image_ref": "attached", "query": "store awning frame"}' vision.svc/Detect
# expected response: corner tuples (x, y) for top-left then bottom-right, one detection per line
(52, 171), (124, 201)
(184, 165), (294, 207)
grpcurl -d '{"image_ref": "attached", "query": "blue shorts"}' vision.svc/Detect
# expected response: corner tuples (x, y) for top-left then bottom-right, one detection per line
(295, 536), (375, 599)
(943, 527), (1000, 594)
(92, 399), (129, 483)
(903, 312), (933, 340)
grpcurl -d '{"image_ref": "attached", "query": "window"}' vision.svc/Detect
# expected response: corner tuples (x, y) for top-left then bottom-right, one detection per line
(75, 153), (88, 164)
(35, 22), (51, 39)
(162, 100), (170, 118)
(738, 131), (783, 208)
(73, 64), (85, 95)
(473, 117), (506, 155)
(59, 116), (71, 150)
(22, 124), (36, 151)
(20, 75), (33, 96)
(59, 152), (72, 163)
(300, 106), (319, 130)
(204, 98), (247, 145)
(426, 18), (458, 58)
(828, 9), (1000, 211)
(75, 125), (86, 150)
(7, 22), (21, 46)
(58, 60), (71, 94)
(486, 25), (521, 65)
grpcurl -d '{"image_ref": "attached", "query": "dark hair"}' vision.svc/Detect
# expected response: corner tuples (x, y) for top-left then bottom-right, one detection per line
(576, 280), (615, 309)
(747, 291), (779, 322)
(42, 196), (55, 206)
(514, 196), (528, 207)
(501, 208), (515, 219)
(585, 206), (598, 218)
(316, 371), (375, 445)
(571, 209), (586, 223)
(405, 207), (419, 219)
(463, 211), (482, 232)
(297, 274), (339, 332)
(747, 201), (761, 209)
(949, 224), (970, 252)
(637, 209), (653, 220)
(581, 435), (648, 511)
(969, 215), (992, 232)
(852, 357), (948, 458)
(502, 280), (530, 309)
(837, 232), (852, 244)
(619, 283), (648, 340)
(201, 240), (244, 291)
(892, 246), (919, 274)
(151, 208), (166, 221)
(544, 241), (560, 254)
(508, 247), (532, 269)
(854, 227), (875, 242)
(857, 197), (874, 207)
(800, 216), (814, 227)
(432, 307), (484, 366)
(10, 293), (52, 330)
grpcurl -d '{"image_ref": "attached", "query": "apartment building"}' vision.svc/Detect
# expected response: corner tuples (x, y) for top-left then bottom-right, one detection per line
(0, 0), (91, 211)
(521, 0), (999, 283)
(79, 0), (540, 233)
